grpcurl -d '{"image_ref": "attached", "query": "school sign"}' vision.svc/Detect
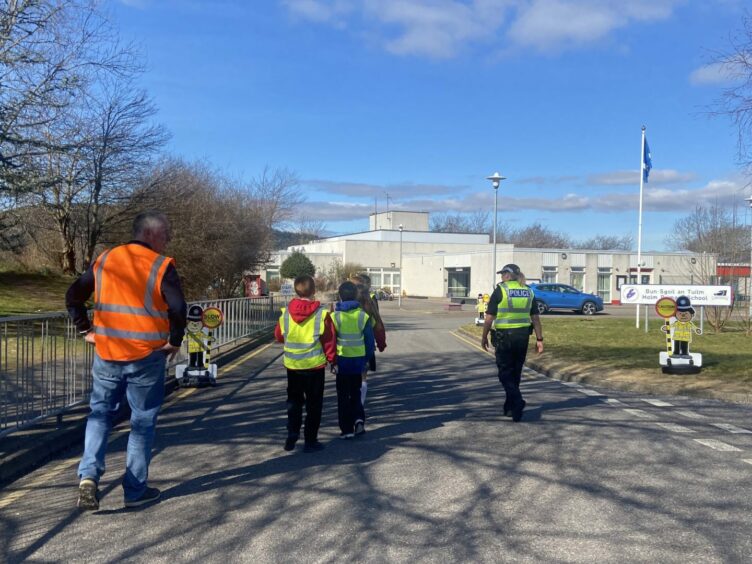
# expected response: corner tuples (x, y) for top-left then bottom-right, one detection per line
(620, 285), (733, 307)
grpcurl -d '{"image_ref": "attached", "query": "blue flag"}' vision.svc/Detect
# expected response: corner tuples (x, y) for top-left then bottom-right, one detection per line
(643, 137), (652, 182)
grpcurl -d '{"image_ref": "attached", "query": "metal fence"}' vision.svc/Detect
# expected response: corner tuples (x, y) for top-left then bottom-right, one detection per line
(0, 296), (287, 438)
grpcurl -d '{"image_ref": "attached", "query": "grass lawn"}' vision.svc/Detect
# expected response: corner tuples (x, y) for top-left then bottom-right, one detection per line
(462, 316), (752, 399)
(0, 270), (74, 316)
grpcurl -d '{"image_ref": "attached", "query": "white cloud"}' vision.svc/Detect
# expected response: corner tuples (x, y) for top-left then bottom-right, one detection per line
(588, 169), (696, 186)
(306, 179), (464, 197)
(281, 0), (681, 57)
(689, 61), (742, 86)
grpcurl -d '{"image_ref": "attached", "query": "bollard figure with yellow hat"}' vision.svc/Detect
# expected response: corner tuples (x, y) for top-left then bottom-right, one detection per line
(175, 304), (221, 386)
(658, 295), (702, 374)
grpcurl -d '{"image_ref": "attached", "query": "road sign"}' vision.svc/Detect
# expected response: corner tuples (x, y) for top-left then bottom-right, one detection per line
(654, 297), (677, 319)
(620, 284), (733, 307)
(280, 283), (294, 296)
(202, 307), (224, 329)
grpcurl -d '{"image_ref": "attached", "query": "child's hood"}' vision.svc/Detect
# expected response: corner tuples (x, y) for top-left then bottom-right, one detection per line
(335, 300), (361, 312)
(287, 298), (323, 323)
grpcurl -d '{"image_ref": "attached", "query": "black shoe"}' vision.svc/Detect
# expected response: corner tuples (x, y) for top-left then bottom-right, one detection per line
(77, 479), (99, 511)
(303, 441), (325, 453)
(284, 434), (299, 451)
(512, 400), (526, 423)
(124, 487), (161, 508)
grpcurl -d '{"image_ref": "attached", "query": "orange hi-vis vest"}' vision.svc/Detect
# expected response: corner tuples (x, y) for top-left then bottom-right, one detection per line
(92, 243), (174, 361)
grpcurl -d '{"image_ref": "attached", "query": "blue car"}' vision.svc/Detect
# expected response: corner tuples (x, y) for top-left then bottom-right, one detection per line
(529, 283), (604, 315)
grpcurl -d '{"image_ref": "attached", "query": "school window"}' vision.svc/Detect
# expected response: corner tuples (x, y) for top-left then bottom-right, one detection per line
(542, 266), (557, 283)
(597, 268), (611, 303)
(570, 267), (585, 291)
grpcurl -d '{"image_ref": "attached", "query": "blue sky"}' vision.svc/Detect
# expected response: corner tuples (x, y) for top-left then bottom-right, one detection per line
(108, 0), (751, 250)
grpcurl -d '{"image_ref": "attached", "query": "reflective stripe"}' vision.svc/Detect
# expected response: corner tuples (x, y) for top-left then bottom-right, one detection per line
(92, 326), (169, 340)
(337, 338), (364, 346)
(144, 255), (167, 316)
(285, 349), (327, 360)
(285, 341), (315, 350)
(94, 249), (111, 305)
(94, 303), (169, 319)
(495, 317), (532, 326)
(358, 310), (366, 331)
(498, 307), (531, 314)
(312, 308), (324, 340)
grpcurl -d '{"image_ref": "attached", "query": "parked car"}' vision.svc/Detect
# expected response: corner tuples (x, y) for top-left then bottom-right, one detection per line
(529, 283), (604, 315)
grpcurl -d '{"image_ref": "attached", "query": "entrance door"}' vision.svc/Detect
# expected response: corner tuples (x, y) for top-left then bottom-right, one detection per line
(447, 268), (470, 298)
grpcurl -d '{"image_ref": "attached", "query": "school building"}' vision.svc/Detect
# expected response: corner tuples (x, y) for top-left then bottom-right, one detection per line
(263, 211), (719, 304)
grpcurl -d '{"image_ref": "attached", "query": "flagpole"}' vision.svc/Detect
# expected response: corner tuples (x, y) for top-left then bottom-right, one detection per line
(636, 125), (646, 329)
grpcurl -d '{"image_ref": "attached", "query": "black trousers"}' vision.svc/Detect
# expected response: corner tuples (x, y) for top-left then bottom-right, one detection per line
(336, 371), (363, 434)
(673, 340), (689, 356)
(286, 368), (325, 443)
(494, 328), (530, 412)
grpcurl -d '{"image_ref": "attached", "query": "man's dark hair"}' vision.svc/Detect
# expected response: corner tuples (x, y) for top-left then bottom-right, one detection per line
(133, 211), (168, 238)
(294, 275), (316, 298)
(338, 281), (358, 301)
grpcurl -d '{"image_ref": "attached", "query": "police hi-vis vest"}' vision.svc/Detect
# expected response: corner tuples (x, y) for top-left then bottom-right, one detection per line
(672, 320), (696, 343)
(494, 281), (534, 330)
(92, 243), (173, 361)
(279, 306), (329, 369)
(331, 308), (369, 358)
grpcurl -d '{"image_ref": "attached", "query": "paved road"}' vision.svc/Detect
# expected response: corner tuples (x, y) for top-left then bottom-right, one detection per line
(1, 304), (751, 563)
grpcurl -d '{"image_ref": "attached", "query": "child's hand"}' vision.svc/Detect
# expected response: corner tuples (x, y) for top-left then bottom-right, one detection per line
(330, 363), (338, 375)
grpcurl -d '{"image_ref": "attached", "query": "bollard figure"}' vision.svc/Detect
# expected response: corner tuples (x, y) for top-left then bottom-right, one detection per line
(658, 295), (702, 374)
(176, 304), (219, 386)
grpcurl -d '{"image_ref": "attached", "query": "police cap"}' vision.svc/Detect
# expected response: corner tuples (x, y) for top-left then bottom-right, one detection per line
(187, 304), (204, 321)
(497, 263), (521, 275)
(676, 295), (694, 313)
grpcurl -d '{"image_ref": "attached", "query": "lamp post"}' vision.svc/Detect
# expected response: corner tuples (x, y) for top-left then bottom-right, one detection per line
(487, 172), (506, 289)
(746, 196), (752, 319)
(398, 224), (403, 308)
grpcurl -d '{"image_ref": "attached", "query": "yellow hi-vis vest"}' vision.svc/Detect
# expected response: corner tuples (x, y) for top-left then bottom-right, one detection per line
(672, 320), (695, 343)
(494, 281), (534, 330)
(331, 308), (369, 358)
(279, 307), (329, 369)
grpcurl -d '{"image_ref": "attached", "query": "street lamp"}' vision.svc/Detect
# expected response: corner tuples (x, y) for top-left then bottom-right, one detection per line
(398, 224), (403, 309)
(487, 172), (506, 289)
(746, 195), (752, 319)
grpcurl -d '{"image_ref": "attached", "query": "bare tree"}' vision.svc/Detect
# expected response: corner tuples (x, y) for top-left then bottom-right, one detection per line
(710, 12), (752, 172)
(430, 211), (489, 233)
(573, 233), (633, 250)
(0, 1), (134, 192)
(247, 166), (304, 230)
(505, 222), (571, 248)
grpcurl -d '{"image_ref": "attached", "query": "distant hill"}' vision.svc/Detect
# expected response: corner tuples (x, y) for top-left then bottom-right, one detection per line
(0, 270), (75, 316)
(272, 230), (322, 250)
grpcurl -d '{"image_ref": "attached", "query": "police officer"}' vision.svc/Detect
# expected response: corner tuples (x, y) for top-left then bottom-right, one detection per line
(481, 264), (544, 422)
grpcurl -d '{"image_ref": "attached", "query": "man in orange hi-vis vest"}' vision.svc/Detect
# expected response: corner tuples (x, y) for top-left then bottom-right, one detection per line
(66, 211), (187, 511)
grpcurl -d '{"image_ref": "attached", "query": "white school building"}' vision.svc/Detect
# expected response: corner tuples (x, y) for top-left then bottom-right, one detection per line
(263, 211), (716, 304)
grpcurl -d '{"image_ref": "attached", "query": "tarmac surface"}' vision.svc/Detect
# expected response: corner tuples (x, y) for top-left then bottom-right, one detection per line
(1, 300), (751, 563)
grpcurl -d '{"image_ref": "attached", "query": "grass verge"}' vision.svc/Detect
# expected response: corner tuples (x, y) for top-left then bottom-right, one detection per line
(0, 271), (74, 316)
(461, 316), (752, 402)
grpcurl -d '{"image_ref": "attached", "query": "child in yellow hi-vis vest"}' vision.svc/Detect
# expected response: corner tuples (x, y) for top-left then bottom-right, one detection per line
(661, 295), (702, 358)
(476, 293), (487, 323)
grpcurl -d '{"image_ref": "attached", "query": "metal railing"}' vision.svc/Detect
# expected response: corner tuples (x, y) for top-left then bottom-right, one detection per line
(0, 296), (287, 438)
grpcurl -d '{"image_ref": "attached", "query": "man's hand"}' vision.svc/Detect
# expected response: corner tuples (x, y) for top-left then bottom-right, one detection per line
(160, 343), (181, 362)
(535, 340), (544, 354)
(84, 332), (95, 345)
(481, 334), (490, 351)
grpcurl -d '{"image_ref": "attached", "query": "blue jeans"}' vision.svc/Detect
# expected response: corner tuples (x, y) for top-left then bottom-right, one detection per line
(78, 350), (166, 501)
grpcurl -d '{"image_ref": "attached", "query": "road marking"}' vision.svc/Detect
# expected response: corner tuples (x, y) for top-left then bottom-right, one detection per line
(743, 459), (752, 466)
(641, 399), (673, 407)
(577, 388), (604, 396)
(561, 381), (581, 387)
(693, 439), (742, 452)
(711, 423), (752, 434)
(606, 399), (625, 406)
(449, 331), (492, 356)
(675, 410), (706, 420)
(623, 409), (653, 419)
(654, 422), (695, 433)
(0, 343), (275, 510)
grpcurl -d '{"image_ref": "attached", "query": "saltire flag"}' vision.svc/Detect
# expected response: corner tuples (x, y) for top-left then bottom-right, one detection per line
(643, 137), (652, 182)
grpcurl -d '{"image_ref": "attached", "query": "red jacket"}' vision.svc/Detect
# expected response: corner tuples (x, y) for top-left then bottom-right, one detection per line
(274, 298), (337, 368)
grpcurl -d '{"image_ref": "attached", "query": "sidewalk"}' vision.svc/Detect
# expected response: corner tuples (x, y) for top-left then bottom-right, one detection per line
(0, 333), (274, 489)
